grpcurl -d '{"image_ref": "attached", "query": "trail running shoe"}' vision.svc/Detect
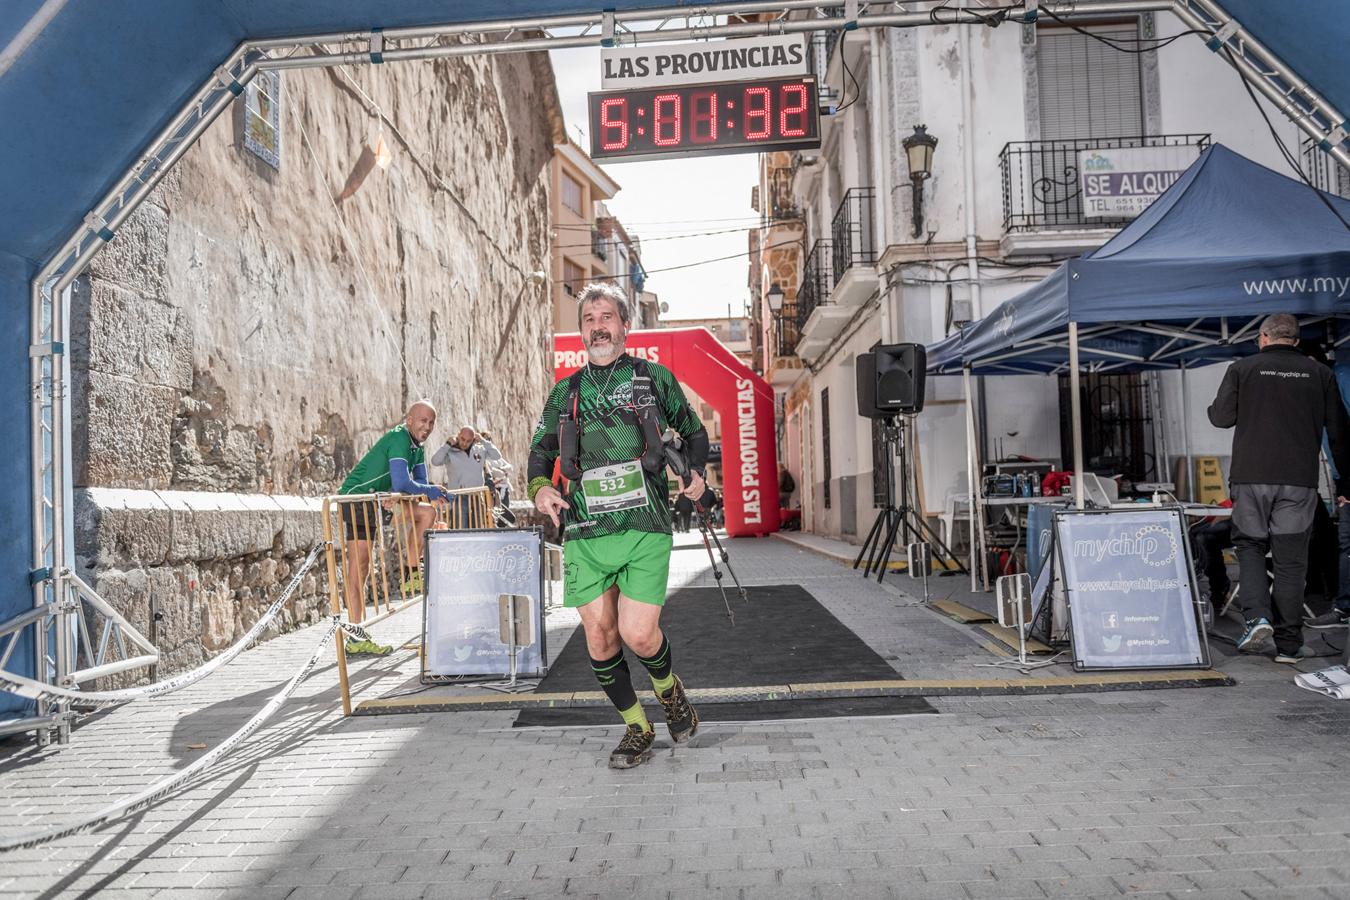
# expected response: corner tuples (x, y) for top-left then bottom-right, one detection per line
(1237, 617), (1273, 652)
(1304, 609), (1350, 630)
(608, 724), (655, 769)
(1274, 646), (1317, 664)
(657, 675), (699, 745)
(344, 638), (392, 657)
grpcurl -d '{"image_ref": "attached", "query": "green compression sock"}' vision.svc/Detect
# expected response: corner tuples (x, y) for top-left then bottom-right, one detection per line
(618, 701), (651, 731)
(635, 635), (675, 695)
(590, 652), (651, 730)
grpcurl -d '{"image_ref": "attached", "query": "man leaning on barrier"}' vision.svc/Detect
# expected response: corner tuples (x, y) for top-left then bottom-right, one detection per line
(528, 282), (710, 769)
(337, 400), (449, 653)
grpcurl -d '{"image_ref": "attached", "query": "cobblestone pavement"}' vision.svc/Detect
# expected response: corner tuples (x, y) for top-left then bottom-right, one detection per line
(2, 532), (1349, 899)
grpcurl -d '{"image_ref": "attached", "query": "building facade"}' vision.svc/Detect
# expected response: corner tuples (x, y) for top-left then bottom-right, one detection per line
(548, 142), (654, 333)
(549, 139), (620, 334)
(752, 7), (1345, 548)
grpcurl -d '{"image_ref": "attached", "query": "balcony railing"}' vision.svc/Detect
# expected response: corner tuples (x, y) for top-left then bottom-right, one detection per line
(1000, 134), (1211, 232)
(796, 239), (834, 333)
(1302, 137), (1350, 198)
(830, 187), (876, 286)
(769, 167), (798, 222)
(591, 227), (608, 261)
(777, 304), (801, 357)
(804, 29), (842, 107)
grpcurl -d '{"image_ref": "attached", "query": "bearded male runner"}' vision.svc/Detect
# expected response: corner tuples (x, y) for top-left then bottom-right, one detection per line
(528, 282), (710, 768)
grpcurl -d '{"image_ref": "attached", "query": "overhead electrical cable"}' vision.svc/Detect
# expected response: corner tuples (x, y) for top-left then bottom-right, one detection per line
(1219, 47), (1350, 232)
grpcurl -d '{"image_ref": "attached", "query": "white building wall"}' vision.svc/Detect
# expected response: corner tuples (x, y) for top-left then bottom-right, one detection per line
(790, 10), (1330, 544)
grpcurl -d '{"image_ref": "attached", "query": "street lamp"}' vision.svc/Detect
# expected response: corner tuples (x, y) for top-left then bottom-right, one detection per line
(766, 283), (785, 315)
(902, 124), (938, 239)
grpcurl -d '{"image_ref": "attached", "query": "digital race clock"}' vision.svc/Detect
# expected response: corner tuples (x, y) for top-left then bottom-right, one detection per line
(587, 75), (821, 163)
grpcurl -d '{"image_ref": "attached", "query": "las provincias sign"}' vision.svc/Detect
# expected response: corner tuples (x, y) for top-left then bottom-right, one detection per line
(600, 34), (807, 90)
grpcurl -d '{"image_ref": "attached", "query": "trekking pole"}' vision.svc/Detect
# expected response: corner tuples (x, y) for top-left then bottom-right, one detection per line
(697, 520), (735, 626)
(698, 501), (748, 603)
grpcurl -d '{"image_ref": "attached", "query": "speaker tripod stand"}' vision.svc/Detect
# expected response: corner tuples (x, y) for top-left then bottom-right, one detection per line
(854, 417), (967, 583)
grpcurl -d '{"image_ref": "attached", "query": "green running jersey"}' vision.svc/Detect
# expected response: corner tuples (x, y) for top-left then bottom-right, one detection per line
(339, 424), (425, 495)
(530, 355), (702, 540)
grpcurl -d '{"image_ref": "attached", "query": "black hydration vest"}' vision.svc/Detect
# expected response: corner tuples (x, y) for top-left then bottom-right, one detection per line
(558, 357), (666, 481)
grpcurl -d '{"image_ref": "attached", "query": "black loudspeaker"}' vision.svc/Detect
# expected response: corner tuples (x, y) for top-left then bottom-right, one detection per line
(857, 343), (926, 418)
(856, 352), (882, 418)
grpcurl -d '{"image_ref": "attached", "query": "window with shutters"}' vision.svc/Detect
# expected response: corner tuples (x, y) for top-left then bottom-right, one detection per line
(1037, 25), (1144, 141)
(562, 258), (585, 297)
(821, 388), (832, 509)
(561, 173), (583, 215)
(1033, 24), (1144, 222)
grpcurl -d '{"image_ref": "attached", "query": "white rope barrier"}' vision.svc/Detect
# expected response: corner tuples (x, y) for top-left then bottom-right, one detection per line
(0, 618), (340, 853)
(0, 543), (327, 708)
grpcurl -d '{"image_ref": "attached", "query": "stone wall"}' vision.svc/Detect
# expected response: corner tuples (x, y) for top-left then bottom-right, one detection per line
(71, 48), (560, 679)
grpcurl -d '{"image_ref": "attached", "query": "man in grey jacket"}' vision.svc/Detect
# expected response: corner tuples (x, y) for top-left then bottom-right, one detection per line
(1207, 314), (1350, 662)
(432, 426), (503, 524)
(434, 426), (503, 488)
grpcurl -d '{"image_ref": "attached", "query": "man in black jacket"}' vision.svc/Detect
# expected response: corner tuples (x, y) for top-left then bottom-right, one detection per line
(1207, 313), (1350, 662)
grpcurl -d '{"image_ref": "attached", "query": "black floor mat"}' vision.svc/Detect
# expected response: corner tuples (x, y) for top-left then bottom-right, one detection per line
(514, 584), (937, 726)
(516, 695), (935, 727)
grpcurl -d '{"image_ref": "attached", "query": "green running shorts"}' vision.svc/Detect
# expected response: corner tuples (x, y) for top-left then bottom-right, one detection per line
(563, 530), (674, 607)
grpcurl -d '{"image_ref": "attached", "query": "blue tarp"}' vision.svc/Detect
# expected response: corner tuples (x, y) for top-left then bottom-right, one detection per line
(928, 144), (1350, 375)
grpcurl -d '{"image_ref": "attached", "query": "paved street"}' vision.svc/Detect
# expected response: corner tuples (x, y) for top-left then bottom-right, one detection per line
(2, 533), (1350, 899)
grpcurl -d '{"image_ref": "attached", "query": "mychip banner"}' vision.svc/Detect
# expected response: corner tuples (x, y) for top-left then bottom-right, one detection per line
(1054, 507), (1208, 671)
(422, 528), (546, 680)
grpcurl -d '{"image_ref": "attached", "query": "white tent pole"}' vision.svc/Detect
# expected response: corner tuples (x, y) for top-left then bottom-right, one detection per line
(1180, 361), (1193, 501)
(1069, 322), (1086, 510)
(962, 366), (981, 591)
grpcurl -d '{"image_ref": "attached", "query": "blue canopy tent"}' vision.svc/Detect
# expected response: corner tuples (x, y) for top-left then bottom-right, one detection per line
(931, 144), (1350, 376)
(1, 2), (1348, 739)
(927, 143), (1350, 557)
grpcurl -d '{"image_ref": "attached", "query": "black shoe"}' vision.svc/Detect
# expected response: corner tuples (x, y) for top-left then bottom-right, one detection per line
(1274, 646), (1317, 664)
(608, 724), (655, 769)
(1304, 609), (1350, 630)
(657, 675), (699, 745)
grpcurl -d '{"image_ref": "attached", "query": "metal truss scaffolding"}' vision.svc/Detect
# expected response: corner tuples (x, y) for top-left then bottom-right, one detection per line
(14, 0), (1350, 745)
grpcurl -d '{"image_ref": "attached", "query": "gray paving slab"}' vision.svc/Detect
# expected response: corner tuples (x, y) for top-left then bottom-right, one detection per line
(2, 531), (1349, 900)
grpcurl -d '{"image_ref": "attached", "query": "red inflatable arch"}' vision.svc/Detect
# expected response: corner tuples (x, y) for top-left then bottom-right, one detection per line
(553, 328), (780, 538)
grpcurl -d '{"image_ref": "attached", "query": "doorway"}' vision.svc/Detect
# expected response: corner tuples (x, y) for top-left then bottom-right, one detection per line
(1058, 371), (1158, 485)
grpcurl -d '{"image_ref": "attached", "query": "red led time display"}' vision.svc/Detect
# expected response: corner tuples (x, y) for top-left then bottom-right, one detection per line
(588, 76), (821, 162)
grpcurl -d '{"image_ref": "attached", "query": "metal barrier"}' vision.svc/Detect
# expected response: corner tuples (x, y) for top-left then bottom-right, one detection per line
(319, 487), (495, 714)
(0, 486), (501, 845)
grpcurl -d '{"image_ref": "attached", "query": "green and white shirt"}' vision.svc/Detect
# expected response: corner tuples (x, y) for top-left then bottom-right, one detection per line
(528, 355), (703, 540)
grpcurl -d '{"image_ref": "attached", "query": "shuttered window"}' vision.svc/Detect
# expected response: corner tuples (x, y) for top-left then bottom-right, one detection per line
(821, 388), (832, 509)
(562, 259), (585, 296)
(561, 173), (583, 215)
(1037, 26), (1144, 140)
